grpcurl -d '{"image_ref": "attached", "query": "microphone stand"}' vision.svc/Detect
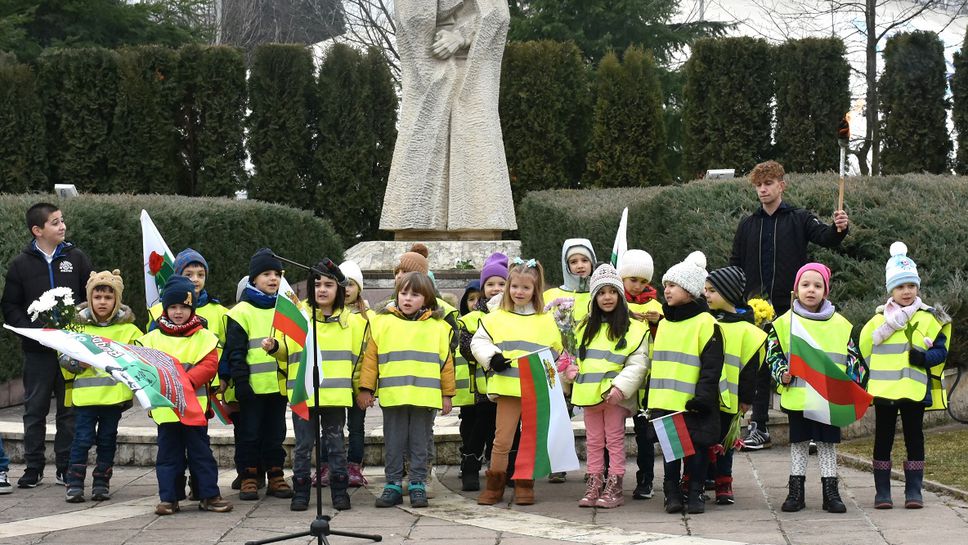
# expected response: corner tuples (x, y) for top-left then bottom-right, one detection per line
(245, 254), (381, 545)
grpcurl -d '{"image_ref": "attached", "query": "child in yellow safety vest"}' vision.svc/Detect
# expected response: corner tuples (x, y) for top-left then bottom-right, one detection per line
(567, 264), (649, 509)
(337, 260), (370, 488)
(472, 258), (563, 506)
(860, 242), (951, 510)
(60, 270), (142, 503)
(356, 272), (456, 509)
(704, 266), (765, 506)
(648, 251), (723, 515)
(767, 263), (865, 514)
(136, 275), (232, 515)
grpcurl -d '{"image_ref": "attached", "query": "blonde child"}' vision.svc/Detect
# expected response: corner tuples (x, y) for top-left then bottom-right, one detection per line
(569, 264), (649, 508)
(338, 260), (370, 488)
(860, 242), (950, 509)
(472, 258), (563, 506)
(356, 272), (456, 508)
(769, 263), (864, 514)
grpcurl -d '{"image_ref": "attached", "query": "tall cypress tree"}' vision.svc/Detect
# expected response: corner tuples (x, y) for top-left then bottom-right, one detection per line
(0, 60), (47, 192)
(952, 33), (968, 174)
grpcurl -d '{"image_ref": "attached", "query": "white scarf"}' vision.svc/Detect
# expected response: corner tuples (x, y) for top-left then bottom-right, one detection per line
(873, 297), (929, 345)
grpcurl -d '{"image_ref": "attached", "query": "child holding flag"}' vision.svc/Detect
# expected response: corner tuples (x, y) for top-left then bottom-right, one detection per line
(356, 272), (456, 508)
(648, 252), (723, 515)
(768, 263), (866, 514)
(61, 270), (142, 503)
(137, 275), (232, 515)
(570, 264), (649, 509)
(859, 242), (950, 509)
(472, 258), (563, 506)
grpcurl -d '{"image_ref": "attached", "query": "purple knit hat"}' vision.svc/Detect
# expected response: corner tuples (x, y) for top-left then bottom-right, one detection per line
(480, 252), (509, 285)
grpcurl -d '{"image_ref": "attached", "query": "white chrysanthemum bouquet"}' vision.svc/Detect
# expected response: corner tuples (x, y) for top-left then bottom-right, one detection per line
(27, 287), (79, 331)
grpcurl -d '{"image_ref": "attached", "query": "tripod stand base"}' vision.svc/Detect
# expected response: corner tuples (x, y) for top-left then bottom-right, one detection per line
(244, 515), (382, 545)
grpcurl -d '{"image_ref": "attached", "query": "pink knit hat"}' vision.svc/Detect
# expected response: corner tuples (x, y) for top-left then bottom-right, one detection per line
(794, 262), (831, 296)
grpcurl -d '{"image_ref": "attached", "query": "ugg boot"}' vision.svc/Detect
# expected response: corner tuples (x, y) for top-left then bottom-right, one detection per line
(460, 454), (481, 492)
(477, 470), (506, 505)
(266, 467), (293, 498)
(239, 467), (260, 501)
(330, 471), (351, 511)
(781, 475), (806, 512)
(65, 464), (86, 503)
(91, 465), (112, 501)
(596, 474), (624, 509)
(821, 476), (847, 513)
(903, 461), (924, 509)
(663, 479), (683, 514)
(578, 473), (604, 507)
(686, 475), (705, 514)
(513, 479), (535, 505)
(290, 476), (310, 512)
(873, 459), (893, 509)
(714, 475), (734, 505)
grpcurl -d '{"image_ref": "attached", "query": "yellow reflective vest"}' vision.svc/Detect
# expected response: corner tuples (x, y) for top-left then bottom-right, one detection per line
(717, 319), (766, 414)
(226, 302), (286, 395)
(572, 319), (649, 406)
(544, 287), (591, 323)
(860, 310), (950, 410)
(367, 313), (453, 409)
(648, 312), (717, 411)
(771, 310), (852, 412)
(479, 309), (563, 398)
(66, 322), (142, 407)
(137, 328), (219, 424)
(459, 310), (488, 394)
(629, 298), (663, 407)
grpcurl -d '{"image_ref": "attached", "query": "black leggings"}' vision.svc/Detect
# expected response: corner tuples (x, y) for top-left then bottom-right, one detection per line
(872, 402), (925, 461)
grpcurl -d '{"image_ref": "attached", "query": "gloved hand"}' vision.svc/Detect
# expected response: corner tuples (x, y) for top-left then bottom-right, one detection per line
(489, 353), (512, 373)
(684, 397), (708, 414)
(908, 348), (927, 368)
(234, 380), (256, 402)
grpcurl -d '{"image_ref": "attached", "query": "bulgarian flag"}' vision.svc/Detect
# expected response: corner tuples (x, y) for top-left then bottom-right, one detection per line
(789, 316), (872, 427)
(514, 349), (580, 480)
(273, 277), (315, 420)
(652, 411), (695, 462)
(141, 210), (175, 317)
(610, 207), (628, 268)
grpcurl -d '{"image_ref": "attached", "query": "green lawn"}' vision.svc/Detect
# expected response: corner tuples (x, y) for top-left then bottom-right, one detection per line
(839, 425), (968, 491)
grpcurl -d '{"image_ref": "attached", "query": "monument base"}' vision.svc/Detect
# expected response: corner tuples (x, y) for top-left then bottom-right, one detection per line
(392, 229), (504, 241)
(344, 239), (521, 284)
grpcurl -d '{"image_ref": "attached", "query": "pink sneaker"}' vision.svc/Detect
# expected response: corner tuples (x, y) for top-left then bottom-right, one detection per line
(311, 464), (330, 488)
(347, 463), (367, 488)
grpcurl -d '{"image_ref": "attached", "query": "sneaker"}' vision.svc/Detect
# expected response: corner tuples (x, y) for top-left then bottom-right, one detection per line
(808, 440), (818, 455)
(632, 481), (654, 500)
(347, 463), (367, 488)
(155, 501), (180, 516)
(409, 483), (428, 508)
(18, 468), (42, 488)
(375, 484), (404, 508)
(55, 468), (67, 486)
(65, 485), (85, 503)
(0, 471), (12, 494)
(198, 496), (234, 513)
(231, 473), (242, 490)
(547, 472), (567, 483)
(741, 422), (772, 450)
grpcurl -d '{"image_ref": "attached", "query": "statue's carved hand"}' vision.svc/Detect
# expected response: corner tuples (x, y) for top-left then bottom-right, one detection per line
(432, 30), (464, 59)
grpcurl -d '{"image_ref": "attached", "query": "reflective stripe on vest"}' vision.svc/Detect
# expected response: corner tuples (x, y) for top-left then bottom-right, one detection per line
(771, 310), (852, 412)
(860, 310), (948, 407)
(369, 314), (451, 408)
(648, 313), (717, 411)
(480, 310), (563, 398)
(572, 320), (648, 406)
(228, 302), (283, 395)
(452, 353), (475, 406)
(717, 320), (767, 414)
(137, 328), (218, 424)
(283, 311), (366, 408)
(70, 322), (141, 406)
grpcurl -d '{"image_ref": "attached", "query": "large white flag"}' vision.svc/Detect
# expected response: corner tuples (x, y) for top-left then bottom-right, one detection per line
(141, 210), (175, 318)
(610, 207), (629, 268)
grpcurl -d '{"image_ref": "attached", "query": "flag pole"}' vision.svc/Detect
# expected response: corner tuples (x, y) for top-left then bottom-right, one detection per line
(837, 114), (850, 232)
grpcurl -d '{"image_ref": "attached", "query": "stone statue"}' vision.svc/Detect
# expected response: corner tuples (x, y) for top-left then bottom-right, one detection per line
(379, 0), (517, 236)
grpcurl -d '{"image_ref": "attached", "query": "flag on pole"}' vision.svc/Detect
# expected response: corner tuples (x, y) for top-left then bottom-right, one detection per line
(140, 210), (175, 316)
(789, 316), (872, 427)
(514, 349), (580, 480)
(610, 207), (628, 268)
(652, 411), (696, 462)
(273, 277), (315, 420)
(5, 325), (206, 426)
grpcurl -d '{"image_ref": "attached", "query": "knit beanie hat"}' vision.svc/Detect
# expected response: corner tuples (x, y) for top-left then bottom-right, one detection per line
(618, 249), (654, 282)
(86, 269), (124, 318)
(395, 243), (430, 275)
(173, 248), (208, 276)
(480, 252), (509, 285)
(662, 251), (708, 299)
(565, 244), (594, 264)
(339, 261), (364, 291)
(794, 262), (831, 297)
(707, 266), (747, 308)
(885, 241), (920, 292)
(161, 275), (197, 311)
(589, 264), (625, 300)
(249, 248), (282, 279)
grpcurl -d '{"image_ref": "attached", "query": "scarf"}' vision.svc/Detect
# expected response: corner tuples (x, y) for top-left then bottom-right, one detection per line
(157, 313), (205, 336)
(662, 298), (708, 322)
(197, 289), (217, 308)
(873, 297), (928, 345)
(626, 285), (658, 304)
(793, 299), (835, 321)
(244, 283), (278, 307)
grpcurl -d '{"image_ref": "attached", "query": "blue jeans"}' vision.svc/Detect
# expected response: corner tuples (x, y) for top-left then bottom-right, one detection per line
(292, 407), (347, 480)
(156, 423), (220, 502)
(318, 404), (366, 465)
(69, 405), (123, 467)
(0, 435), (9, 472)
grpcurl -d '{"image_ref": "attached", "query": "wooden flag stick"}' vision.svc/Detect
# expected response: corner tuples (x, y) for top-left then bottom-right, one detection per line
(837, 113), (850, 232)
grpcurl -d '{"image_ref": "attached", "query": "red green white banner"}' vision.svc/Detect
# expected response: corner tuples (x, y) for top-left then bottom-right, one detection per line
(514, 349), (579, 480)
(652, 411), (695, 462)
(273, 278), (315, 420)
(5, 325), (206, 426)
(140, 210), (175, 315)
(789, 316), (872, 427)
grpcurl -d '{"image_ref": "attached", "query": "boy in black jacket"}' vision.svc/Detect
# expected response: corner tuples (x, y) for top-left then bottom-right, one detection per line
(1, 203), (93, 488)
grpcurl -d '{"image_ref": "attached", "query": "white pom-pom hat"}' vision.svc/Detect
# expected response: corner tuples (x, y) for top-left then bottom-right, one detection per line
(662, 251), (708, 299)
(885, 241), (920, 292)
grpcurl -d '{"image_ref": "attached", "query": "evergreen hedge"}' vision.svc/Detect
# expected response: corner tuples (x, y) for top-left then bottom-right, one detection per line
(518, 174), (968, 361)
(954, 34), (968, 175)
(0, 194), (343, 382)
(879, 31), (950, 175)
(0, 60), (47, 193)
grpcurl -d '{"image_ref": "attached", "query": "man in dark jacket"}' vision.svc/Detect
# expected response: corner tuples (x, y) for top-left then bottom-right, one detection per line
(729, 161), (849, 449)
(1, 203), (93, 488)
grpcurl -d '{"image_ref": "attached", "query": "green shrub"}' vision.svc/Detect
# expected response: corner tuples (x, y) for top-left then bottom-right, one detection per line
(0, 60), (47, 192)
(519, 174), (968, 361)
(0, 194), (343, 382)
(954, 33), (968, 175)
